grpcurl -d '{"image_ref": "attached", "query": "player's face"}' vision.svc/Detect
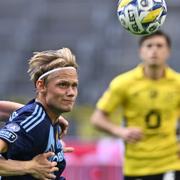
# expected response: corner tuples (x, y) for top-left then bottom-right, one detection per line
(139, 36), (170, 67)
(44, 68), (78, 114)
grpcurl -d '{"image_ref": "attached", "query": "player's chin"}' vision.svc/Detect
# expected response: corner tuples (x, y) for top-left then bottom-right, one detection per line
(61, 105), (74, 112)
(148, 62), (162, 68)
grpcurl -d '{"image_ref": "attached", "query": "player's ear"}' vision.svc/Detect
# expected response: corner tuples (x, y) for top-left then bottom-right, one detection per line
(36, 80), (46, 93)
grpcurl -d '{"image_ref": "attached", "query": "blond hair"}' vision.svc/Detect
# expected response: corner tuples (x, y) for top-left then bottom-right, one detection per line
(28, 48), (78, 84)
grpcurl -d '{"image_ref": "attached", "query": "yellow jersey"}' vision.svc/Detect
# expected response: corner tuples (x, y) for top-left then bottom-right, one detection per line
(97, 65), (180, 176)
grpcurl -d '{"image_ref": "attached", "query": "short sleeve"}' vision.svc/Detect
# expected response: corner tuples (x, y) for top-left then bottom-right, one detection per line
(0, 110), (49, 160)
(0, 121), (35, 159)
(0, 123), (20, 144)
(97, 76), (126, 114)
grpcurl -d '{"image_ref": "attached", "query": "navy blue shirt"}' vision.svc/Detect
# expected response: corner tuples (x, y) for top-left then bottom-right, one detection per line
(0, 100), (66, 180)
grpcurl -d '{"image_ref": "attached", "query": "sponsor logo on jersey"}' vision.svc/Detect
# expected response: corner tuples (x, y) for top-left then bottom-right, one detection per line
(9, 111), (18, 121)
(0, 129), (17, 143)
(6, 123), (20, 132)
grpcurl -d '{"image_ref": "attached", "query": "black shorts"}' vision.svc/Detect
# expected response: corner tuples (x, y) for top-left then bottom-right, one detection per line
(124, 171), (180, 180)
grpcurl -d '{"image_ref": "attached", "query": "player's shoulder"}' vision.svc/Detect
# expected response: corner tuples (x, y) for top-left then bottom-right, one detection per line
(9, 100), (41, 121)
(167, 67), (180, 78)
(111, 66), (140, 87)
(6, 99), (50, 135)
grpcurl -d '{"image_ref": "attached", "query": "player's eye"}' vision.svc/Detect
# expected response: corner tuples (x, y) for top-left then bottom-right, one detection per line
(146, 44), (153, 48)
(58, 82), (69, 88)
(156, 43), (163, 48)
(72, 83), (78, 89)
(146, 43), (164, 48)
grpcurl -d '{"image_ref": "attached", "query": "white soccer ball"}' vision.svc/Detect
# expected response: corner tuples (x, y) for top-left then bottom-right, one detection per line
(117, 0), (167, 35)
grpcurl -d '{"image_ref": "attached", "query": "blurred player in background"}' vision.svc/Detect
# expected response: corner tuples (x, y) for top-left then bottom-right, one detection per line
(0, 47), (78, 180)
(91, 31), (180, 180)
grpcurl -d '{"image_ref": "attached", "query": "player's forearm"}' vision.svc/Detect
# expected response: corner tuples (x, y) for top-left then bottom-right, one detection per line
(0, 112), (10, 121)
(0, 158), (30, 176)
(91, 109), (123, 137)
(0, 101), (24, 121)
(0, 101), (23, 113)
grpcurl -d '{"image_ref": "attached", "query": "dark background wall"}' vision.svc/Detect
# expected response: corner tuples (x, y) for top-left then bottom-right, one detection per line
(0, 0), (179, 105)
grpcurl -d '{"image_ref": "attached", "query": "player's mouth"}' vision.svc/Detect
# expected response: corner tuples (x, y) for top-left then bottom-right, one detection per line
(62, 99), (75, 104)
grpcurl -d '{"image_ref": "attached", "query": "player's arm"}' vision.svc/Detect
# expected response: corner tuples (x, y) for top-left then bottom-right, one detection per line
(0, 139), (58, 179)
(0, 101), (23, 121)
(91, 109), (143, 143)
(0, 153), (59, 179)
(177, 118), (180, 157)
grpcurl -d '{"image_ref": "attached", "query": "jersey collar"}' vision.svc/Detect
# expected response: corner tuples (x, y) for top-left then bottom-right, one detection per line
(135, 64), (177, 80)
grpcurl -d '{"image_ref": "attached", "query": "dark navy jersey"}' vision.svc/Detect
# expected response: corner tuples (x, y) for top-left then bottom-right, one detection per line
(0, 99), (66, 180)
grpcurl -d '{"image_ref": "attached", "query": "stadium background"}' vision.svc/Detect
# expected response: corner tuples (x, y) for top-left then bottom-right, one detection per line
(0, 0), (180, 179)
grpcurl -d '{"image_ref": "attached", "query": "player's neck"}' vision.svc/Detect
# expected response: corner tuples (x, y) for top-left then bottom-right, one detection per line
(35, 98), (60, 124)
(143, 65), (166, 80)
(45, 109), (60, 124)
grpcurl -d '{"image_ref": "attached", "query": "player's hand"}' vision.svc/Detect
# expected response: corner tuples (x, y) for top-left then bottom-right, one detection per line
(27, 152), (59, 180)
(61, 140), (75, 153)
(177, 142), (180, 158)
(58, 117), (75, 153)
(63, 146), (74, 153)
(119, 127), (143, 143)
(58, 116), (69, 138)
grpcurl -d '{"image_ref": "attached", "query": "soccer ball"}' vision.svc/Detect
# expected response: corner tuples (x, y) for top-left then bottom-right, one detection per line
(117, 0), (167, 35)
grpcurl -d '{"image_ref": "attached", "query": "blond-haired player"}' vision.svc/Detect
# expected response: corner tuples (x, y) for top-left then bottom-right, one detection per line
(0, 48), (78, 180)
